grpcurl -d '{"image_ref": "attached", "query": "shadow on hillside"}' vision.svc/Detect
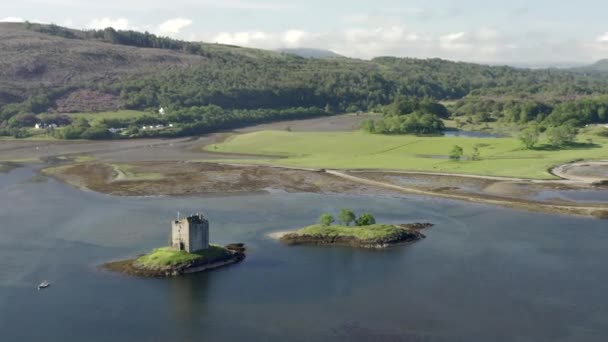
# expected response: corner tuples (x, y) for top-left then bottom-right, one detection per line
(532, 142), (602, 151)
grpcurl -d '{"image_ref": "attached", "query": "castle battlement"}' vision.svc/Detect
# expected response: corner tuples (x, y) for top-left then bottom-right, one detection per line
(171, 213), (209, 253)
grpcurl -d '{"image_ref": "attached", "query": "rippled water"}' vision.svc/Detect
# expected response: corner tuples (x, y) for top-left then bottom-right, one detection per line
(2, 166), (608, 341)
(533, 189), (608, 203)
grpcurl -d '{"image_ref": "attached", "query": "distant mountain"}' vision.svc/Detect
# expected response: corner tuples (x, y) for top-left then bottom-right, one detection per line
(2, 22), (608, 119)
(585, 59), (608, 72)
(573, 59), (608, 73)
(277, 48), (344, 59)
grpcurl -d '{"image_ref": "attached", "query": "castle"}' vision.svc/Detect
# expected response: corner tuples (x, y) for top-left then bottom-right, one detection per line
(171, 213), (209, 253)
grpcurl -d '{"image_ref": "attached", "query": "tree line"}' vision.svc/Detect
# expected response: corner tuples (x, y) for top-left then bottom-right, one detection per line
(2, 24), (608, 139)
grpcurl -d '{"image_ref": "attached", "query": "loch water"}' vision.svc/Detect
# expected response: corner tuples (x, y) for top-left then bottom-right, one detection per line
(1, 165), (608, 342)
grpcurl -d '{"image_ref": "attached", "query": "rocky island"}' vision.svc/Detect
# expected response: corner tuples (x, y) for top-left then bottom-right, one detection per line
(103, 213), (245, 277)
(274, 209), (432, 249)
(103, 244), (245, 277)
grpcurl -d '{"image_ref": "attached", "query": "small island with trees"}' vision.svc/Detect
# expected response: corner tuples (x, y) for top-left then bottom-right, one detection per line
(275, 209), (433, 249)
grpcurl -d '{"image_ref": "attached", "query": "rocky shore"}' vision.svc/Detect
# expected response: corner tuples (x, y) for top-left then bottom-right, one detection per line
(277, 223), (432, 249)
(102, 244), (246, 277)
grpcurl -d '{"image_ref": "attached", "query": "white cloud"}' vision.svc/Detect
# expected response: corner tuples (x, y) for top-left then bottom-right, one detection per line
(201, 26), (533, 62)
(213, 31), (268, 45)
(439, 32), (467, 50)
(0, 17), (25, 23)
(87, 17), (129, 30)
(158, 18), (193, 35)
(597, 32), (608, 43)
(283, 30), (307, 45)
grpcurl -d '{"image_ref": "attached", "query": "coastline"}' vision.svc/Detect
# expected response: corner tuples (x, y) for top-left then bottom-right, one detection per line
(41, 160), (608, 219)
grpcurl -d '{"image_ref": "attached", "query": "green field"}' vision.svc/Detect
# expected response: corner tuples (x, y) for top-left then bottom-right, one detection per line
(295, 224), (409, 240)
(134, 246), (232, 268)
(208, 130), (608, 179)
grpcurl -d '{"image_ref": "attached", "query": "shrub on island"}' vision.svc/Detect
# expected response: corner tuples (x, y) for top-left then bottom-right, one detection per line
(319, 209), (376, 228)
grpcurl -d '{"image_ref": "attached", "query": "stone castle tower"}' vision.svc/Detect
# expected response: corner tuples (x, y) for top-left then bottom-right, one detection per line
(171, 213), (209, 253)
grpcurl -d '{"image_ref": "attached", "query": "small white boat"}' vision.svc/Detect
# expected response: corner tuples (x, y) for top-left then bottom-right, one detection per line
(38, 281), (50, 290)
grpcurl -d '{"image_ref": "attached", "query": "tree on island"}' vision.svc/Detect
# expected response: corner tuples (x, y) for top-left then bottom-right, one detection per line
(519, 126), (540, 149)
(355, 213), (376, 226)
(318, 213), (335, 226)
(339, 208), (356, 226)
(449, 145), (464, 161)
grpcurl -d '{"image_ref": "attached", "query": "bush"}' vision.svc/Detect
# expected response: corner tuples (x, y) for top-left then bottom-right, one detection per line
(338, 208), (356, 226)
(546, 125), (578, 147)
(519, 126), (540, 149)
(355, 213), (376, 226)
(449, 145), (464, 161)
(318, 213), (335, 226)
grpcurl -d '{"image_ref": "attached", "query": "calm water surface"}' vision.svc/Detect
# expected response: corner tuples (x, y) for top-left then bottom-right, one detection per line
(1, 166), (608, 342)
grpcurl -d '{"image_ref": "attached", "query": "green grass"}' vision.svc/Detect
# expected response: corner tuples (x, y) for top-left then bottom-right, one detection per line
(296, 224), (405, 240)
(45, 110), (149, 125)
(0, 129), (59, 141)
(208, 130), (608, 179)
(111, 164), (163, 181)
(134, 246), (232, 268)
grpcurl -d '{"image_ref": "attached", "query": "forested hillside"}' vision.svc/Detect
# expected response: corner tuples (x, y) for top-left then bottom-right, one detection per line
(1, 22), (608, 139)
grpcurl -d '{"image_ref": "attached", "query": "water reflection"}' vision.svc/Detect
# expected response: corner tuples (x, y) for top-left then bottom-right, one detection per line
(170, 275), (211, 327)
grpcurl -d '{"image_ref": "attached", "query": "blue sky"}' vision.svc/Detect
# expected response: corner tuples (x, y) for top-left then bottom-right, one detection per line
(2, 0), (608, 65)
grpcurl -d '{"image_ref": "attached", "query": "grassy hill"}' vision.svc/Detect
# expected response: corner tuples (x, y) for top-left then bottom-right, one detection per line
(3, 22), (607, 114)
(2, 23), (608, 140)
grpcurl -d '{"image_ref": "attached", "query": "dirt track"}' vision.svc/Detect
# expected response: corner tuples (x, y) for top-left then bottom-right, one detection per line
(327, 170), (607, 218)
(551, 161), (608, 183)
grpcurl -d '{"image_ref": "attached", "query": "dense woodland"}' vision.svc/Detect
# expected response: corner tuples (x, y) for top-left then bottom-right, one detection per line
(2, 24), (608, 139)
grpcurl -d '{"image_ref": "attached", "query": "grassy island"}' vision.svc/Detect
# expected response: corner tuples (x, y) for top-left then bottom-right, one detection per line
(277, 209), (432, 249)
(103, 244), (246, 277)
(294, 224), (416, 240)
(134, 246), (233, 268)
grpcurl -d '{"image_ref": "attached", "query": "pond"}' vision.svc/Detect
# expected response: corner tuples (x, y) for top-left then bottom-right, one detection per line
(443, 130), (502, 138)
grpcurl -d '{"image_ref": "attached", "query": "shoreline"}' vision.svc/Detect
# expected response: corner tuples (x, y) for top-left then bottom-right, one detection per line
(39, 159), (608, 219)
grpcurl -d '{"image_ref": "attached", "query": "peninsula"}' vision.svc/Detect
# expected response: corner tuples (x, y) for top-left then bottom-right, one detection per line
(274, 209), (432, 249)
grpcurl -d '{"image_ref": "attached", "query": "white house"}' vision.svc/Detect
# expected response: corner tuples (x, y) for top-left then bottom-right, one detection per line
(34, 123), (41, 129)
(159, 107), (166, 115)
